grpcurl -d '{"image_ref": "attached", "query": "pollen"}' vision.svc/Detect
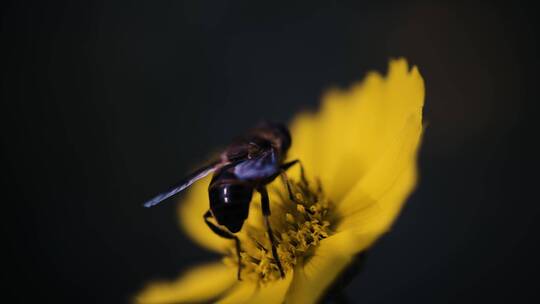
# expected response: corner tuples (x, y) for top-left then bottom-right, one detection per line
(223, 177), (333, 284)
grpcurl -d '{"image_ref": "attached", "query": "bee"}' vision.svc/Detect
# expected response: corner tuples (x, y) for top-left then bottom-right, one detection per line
(144, 122), (306, 280)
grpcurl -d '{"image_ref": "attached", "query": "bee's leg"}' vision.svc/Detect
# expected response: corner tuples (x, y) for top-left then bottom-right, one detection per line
(281, 159), (308, 185)
(279, 170), (301, 204)
(203, 210), (242, 280)
(258, 186), (285, 278)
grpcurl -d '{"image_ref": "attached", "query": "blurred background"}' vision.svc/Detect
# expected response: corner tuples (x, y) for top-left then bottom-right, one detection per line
(1, 1), (536, 303)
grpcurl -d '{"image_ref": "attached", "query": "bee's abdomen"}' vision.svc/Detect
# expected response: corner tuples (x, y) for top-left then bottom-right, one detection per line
(208, 182), (253, 233)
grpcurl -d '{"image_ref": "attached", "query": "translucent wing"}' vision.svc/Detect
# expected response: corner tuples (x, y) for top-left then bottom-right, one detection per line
(233, 149), (279, 180)
(143, 161), (220, 208)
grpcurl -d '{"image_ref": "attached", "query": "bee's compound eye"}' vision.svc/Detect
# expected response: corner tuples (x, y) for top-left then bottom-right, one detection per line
(273, 124), (291, 152)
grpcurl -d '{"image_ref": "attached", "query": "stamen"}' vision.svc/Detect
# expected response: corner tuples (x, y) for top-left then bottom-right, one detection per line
(223, 177), (333, 284)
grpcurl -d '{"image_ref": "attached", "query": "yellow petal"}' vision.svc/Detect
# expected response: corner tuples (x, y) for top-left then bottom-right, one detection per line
(288, 59), (424, 203)
(338, 161), (416, 240)
(246, 274), (293, 304)
(216, 281), (257, 304)
(178, 175), (230, 253)
(284, 231), (361, 304)
(287, 112), (318, 180)
(217, 273), (293, 304)
(135, 262), (236, 304)
(335, 113), (423, 242)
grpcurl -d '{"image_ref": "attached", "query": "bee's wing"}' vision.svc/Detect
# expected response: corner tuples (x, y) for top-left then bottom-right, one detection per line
(143, 160), (221, 208)
(234, 149), (278, 180)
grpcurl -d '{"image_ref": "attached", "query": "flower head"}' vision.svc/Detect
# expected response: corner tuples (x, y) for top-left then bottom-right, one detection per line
(136, 58), (424, 304)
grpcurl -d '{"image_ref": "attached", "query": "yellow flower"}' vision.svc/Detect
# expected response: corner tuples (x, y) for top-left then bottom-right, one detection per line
(135, 58), (425, 304)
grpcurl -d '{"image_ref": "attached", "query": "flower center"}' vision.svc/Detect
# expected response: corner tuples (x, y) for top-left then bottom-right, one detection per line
(223, 177), (333, 283)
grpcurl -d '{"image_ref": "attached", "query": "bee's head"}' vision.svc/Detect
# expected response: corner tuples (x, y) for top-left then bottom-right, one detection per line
(255, 121), (291, 154)
(273, 123), (291, 153)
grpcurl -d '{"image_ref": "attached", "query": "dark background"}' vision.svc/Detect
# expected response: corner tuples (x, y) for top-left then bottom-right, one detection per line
(1, 1), (537, 303)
